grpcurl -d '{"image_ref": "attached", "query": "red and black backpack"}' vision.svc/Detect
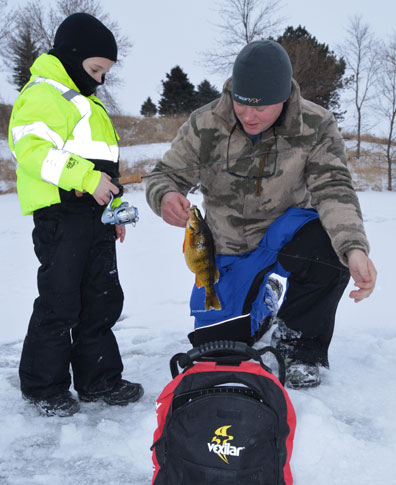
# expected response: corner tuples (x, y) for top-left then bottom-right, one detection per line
(151, 340), (296, 484)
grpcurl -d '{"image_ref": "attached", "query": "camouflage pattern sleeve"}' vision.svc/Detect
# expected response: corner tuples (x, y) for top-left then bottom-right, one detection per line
(145, 116), (202, 216)
(305, 112), (370, 264)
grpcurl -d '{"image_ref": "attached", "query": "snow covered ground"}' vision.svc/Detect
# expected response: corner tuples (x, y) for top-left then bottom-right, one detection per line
(0, 144), (395, 484)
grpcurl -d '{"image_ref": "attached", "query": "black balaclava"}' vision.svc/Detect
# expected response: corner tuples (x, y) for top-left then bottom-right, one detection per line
(232, 40), (292, 106)
(49, 12), (118, 96)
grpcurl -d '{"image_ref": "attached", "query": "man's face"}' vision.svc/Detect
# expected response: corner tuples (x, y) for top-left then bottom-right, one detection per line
(233, 101), (285, 135)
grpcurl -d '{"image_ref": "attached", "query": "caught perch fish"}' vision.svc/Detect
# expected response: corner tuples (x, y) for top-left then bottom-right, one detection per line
(183, 206), (222, 310)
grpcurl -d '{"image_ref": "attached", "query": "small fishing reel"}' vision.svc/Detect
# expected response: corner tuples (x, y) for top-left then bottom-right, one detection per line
(101, 193), (139, 226)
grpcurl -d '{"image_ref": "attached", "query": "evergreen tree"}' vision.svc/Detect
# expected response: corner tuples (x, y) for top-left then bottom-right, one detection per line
(194, 80), (220, 109)
(11, 25), (40, 91)
(158, 66), (196, 116)
(140, 97), (157, 117)
(277, 26), (346, 120)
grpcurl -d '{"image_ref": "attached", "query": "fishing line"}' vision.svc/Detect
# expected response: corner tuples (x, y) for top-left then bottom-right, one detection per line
(130, 129), (351, 183)
(128, 148), (293, 183)
(260, 246), (350, 273)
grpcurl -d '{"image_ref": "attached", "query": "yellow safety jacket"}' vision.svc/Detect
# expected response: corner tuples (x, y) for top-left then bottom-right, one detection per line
(8, 53), (121, 215)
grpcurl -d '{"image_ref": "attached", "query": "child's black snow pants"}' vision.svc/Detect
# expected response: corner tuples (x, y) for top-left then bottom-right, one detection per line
(19, 199), (124, 399)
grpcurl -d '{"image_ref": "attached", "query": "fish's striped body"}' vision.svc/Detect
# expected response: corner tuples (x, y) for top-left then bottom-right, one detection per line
(183, 206), (221, 310)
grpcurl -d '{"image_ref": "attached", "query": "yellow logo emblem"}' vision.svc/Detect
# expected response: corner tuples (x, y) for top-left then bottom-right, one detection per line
(207, 425), (245, 464)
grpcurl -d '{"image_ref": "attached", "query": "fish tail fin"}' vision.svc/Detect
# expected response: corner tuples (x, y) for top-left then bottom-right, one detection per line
(205, 288), (222, 310)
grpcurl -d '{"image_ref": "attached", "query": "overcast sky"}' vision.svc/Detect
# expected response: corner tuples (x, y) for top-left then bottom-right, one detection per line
(1, 0), (395, 122)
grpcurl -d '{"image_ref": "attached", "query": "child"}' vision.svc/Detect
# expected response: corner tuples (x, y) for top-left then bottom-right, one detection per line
(8, 13), (143, 416)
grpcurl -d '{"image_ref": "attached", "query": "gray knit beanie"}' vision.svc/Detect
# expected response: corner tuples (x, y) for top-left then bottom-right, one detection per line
(232, 40), (292, 106)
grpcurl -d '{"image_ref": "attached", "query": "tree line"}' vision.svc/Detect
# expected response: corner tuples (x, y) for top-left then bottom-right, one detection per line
(0, 0), (394, 190)
(140, 68), (220, 117)
(143, 25), (345, 119)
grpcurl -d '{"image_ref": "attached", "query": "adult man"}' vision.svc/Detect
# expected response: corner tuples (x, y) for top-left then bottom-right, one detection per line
(145, 40), (376, 389)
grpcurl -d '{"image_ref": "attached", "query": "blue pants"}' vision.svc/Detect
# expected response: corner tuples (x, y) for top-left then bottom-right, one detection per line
(189, 208), (350, 365)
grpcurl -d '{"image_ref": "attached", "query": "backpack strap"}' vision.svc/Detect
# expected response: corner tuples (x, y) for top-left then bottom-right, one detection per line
(170, 340), (286, 385)
(257, 345), (286, 386)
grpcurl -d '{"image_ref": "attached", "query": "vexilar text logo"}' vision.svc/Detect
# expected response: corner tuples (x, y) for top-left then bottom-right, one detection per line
(207, 425), (245, 464)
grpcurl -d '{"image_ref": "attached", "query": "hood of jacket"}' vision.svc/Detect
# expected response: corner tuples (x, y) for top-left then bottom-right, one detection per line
(27, 53), (81, 92)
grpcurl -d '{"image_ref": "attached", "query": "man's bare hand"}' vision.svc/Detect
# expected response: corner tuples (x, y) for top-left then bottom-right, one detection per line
(346, 249), (377, 302)
(161, 192), (191, 227)
(92, 173), (119, 205)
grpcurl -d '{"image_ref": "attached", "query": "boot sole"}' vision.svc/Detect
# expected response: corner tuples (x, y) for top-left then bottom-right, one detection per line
(79, 385), (144, 406)
(286, 379), (321, 390)
(23, 394), (80, 417)
(103, 385), (144, 406)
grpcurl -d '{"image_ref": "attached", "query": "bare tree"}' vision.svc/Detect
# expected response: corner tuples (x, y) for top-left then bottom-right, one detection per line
(0, 0), (16, 43)
(202, 0), (286, 77)
(337, 15), (378, 158)
(374, 36), (396, 191)
(1, 0), (132, 112)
